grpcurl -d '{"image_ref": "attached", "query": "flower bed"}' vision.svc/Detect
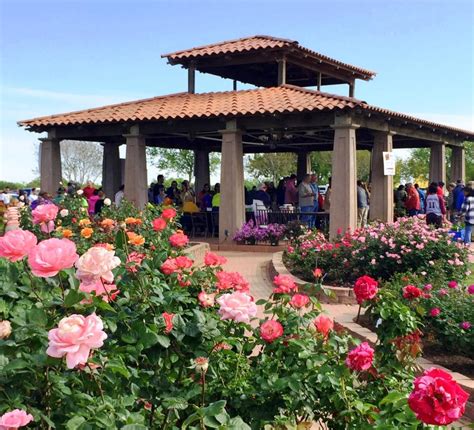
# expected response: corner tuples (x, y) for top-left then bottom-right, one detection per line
(233, 220), (286, 245)
(0, 197), (470, 428)
(285, 216), (469, 286)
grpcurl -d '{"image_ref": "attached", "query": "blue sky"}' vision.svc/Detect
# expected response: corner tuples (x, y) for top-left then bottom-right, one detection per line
(0, 0), (473, 183)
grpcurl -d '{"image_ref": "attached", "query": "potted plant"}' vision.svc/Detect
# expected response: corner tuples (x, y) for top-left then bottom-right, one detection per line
(263, 223), (286, 246)
(233, 220), (258, 244)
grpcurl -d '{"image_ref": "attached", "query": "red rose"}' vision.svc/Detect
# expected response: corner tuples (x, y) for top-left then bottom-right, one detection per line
(161, 258), (178, 275)
(152, 217), (167, 231)
(216, 271), (250, 292)
(289, 293), (310, 309)
(273, 275), (298, 294)
(162, 312), (175, 334)
(353, 276), (378, 304)
(260, 320), (284, 343)
(161, 208), (177, 220)
(402, 285), (423, 300)
(313, 268), (323, 278)
(204, 252), (227, 266)
(345, 342), (374, 371)
(447, 280), (458, 289)
(169, 232), (189, 248)
(430, 308), (441, 317)
(408, 368), (469, 425)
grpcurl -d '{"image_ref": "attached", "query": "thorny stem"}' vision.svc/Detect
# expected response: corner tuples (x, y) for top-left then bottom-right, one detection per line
(87, 363), (105, 401)
(23, 261), (44, 304)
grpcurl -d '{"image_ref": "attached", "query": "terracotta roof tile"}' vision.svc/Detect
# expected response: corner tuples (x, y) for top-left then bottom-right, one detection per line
(18, 85), (473, 138)
(162, 35), (376, 78)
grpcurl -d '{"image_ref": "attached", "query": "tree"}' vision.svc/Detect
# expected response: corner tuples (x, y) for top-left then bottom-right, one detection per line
(246, 153), (297, 184)
(464, 141), (474, 181)
(147, 148), (220, 183)
(60, 141), (103, 184)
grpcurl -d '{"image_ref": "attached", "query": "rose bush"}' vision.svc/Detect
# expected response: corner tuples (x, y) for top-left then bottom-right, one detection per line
(0, 197), (469, 428)
(285, 216), (469, 285)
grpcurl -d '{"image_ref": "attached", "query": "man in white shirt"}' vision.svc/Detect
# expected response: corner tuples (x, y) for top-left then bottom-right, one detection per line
(0, 188), (11, 205)
(115, 185), (125, 207)
(28, 188), (39, 204)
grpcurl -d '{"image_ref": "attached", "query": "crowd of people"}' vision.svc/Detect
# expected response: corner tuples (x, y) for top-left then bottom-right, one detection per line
(1, 174), (473, 245)
(395, 179), (474, 244)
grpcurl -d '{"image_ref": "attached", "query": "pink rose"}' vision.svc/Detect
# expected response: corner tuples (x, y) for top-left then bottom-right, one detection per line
(353, 275), (378, 304)
(161, 258), (179, 275)
(217, 291), (257, 324)
(460, 321), (471, 330)
(32, 203), (58, 224)
(0, 229), (37, 262)
(198, 291), (215, 307)
(169, 232), (189, 248)
(79, 280), (119, 302)
(152, 217), (167, 231)
(28, 238), (78, 278)
(162, 312), (174, 334)
(448, 280), (458, 289)
(260, 320), (284, 343)
(75, 247), (121, 284)
(175, 256), (193, 269)
(313, 314), (334, 338)
(430, 308), (441, 317)
(161, 208), (177, 220)
(216, 271), (250, 292)
(0, 409), (34, 429)
(273, 274), (298, 294)
(468, 285), (474, 295)
(126, 252), (145, 273)
(402, 285), (423, 300)
(46, 313), (107, 369)
(438, 288), (448, 297)
(423, 284), (433, 291)
(204, 252), (227, 266)
(345, 342), (374, 371)
(289, 293), (310, 308)
(408, 367), (469, 425)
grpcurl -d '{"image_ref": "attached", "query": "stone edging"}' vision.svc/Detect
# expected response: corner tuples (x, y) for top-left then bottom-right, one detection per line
(330, 308), (474, 421)
(270, 251), (357, 305)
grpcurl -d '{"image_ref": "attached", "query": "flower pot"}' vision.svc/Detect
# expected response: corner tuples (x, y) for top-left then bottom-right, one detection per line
(270, 239), (279, 246)
(245, 237), (256, 245)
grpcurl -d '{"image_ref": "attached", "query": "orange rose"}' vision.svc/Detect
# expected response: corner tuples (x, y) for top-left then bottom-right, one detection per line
(81, 227), (94, 239)
(79, 218), (92, 227)
(100, 218), (115, 228)
(127, 232), (145, 246)
(62, 228), (73, 238)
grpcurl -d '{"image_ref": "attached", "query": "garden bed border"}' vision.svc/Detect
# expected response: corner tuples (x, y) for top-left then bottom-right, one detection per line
(270, 251), (357, 305)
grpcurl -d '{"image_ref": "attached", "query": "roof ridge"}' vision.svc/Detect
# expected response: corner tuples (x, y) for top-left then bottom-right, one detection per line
(161, 35), (295, 58)
(17, 92), (189, 125)
(280, 84), (366, 104)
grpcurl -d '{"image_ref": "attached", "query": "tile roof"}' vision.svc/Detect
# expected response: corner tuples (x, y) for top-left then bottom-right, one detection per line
(162, 35), (376, 79)
(18, 85), (473, 138)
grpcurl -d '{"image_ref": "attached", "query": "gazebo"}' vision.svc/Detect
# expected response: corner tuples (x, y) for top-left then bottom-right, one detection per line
(19, 35), (474, 240)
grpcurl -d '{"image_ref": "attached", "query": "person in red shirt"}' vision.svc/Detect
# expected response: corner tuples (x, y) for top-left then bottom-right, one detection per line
(284, 174), (298, 206)
(437, 181), (445, 198)
(405, 183), (420, 216)
(82, 181), (96, 199)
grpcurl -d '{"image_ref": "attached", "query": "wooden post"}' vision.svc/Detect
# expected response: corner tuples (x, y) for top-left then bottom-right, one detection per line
(429, 143), (446, 184)
(277, 58), (286, 86)
(188, 64), (196, 94)
(102, 142), (122, 199)
(219, 121), (244, 242)
(194, 149), (210, 195)
(233, 80), (237, 91)
(296, 152), (311, 180)
(39, 135), (62, 194)
(330, 115), (358, 238)
(123, 125), (148, 208)
(317, 72), (322, 91)
(451, 146), (465, 183)
(349, 82), (355, 98)
(370, 131), (395, 222)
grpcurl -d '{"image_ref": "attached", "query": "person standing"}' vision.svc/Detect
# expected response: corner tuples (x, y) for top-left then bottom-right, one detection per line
(425, 183), (446, 228)
(309, 174), (319, 228)
(461, 186), (474, 245)
(153, 174), (165, 202)
(357, 180), (369, 227)
(115, 185), (125, 207)
(414, 184), (426, 213)
(284, 174), (298, 206)
(298, 174), (315, 226)
(405, 183), (420, 216)
(395, 185), (407, 218)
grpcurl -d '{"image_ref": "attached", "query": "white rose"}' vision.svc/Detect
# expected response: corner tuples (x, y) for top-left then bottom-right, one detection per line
(19, 195), (25, 201)
(104, 198), (112, 206)
(0, 320), (12, 339)
(77, 189), (84, 196)
(60, 209), (69, 217)
(194, 357), (209, 374)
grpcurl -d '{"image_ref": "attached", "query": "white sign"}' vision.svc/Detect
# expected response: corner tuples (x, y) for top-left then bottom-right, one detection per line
(383, 151), (396, 176)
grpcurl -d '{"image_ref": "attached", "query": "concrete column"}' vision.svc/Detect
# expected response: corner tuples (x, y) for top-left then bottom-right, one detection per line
(123, 127), (148, 208)
(429, 143), (446, 184)
(296, 151), (311, 180)
(219, 121), (244, 242)
(451, 146), (466, 183)
(370, 131), (395, 222)
(102, 143), (122, 199)
(194, 149), (210, 194)
(330, 116), (358, 238)
(39, 137), (62, 194)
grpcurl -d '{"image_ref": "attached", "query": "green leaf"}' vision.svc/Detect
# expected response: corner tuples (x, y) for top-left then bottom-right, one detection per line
(64, 289), (85, 307)
(162, 396), (188, 410)
(140, 330), (159, 349)
(3, 358), (29, 372)
(228, 417), (251, 430)
(122, 426), (148, 430)
(380, 391), (407, 406)
(66, 416), (86, 429)
(203, 400), (226, 417)
(156, 335), (171, 348)
(28, 307), (48, 326)
(115, 230), (127, 250)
